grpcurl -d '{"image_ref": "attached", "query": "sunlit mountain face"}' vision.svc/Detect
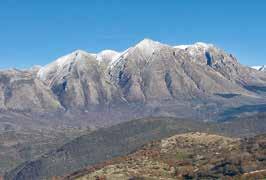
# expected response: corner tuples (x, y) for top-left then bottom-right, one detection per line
(1, 39), (266, 179)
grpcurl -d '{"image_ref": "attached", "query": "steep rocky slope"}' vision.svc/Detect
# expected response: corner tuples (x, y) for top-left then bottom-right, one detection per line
(0, 39), (265, 123)
(37, 50), (122, 109)
(65, 133), (266, 180)
(37, 39), (266, 113)
(0, 69), (62, 112)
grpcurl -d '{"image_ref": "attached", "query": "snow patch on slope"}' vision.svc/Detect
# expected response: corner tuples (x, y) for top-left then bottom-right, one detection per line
(135, 38), (168, 55)
(37, 39), (218, 81)
(96, 50), (121, 62)
(174, 42), (213, 50)
(174, 42), (213, 56)
(108, 48), (132, 70)
(37, 49), (123, 81)
(174, 45), (190, 50)
(37, 50), (92, 81)
(252, 65), (266, 71)
(107, 39), (172, 70)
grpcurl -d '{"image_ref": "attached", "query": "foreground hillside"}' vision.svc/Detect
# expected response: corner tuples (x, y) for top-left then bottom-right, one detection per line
(5, 114), (266, 180)
(65, 133), (266, 180)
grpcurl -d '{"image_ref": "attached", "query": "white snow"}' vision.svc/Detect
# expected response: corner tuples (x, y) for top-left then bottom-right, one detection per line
(107, 38), (166, 70)
(37, 39), (218, 81)
(251, 65), (266, 71)
(174, 42), (213, 57)
(37, 49), (123, 81)
(108, 48), (132, 70)
(135, 38), (167, 56)
(37, 50), (92, 81)
(136, 38), (162, 48)
(194, 42), (212, 48)
(174, 45), (191, 49)
(252, 66), (262, 70)
(174, 42), (212, 50)
(96, 50), (121, 62)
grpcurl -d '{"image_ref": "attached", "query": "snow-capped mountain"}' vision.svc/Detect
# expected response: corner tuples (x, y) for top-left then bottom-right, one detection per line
(1, 38), (266, 120)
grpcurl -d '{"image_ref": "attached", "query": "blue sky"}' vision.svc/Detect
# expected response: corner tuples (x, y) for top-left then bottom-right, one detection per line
(0, 0), (265, 68)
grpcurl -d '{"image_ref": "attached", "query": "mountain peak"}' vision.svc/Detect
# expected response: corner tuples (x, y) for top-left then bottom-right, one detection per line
(194, 42), (212, 47)
(132, 38), (168, 57)
(37, 49), (93, 81)
(139, 38), (158, 43)
(72, 49), (87, 54)
(135, 38), (164, 48)
(96, 49), (121, 62)
(174, 42), (213, 50)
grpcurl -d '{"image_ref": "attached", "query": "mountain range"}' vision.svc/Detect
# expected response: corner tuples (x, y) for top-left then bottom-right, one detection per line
(1, 39), (266, 179)
(1, 39), (266, 125)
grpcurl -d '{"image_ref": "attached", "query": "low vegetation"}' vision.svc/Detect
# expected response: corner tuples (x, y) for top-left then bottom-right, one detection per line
(5, 113), (266, 180)
(66, 132), (266, 180)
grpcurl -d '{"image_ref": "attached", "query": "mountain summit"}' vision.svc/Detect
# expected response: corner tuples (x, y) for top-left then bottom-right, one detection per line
(0, 39), (266, 122)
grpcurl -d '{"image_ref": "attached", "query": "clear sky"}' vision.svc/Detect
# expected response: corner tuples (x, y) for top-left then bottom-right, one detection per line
(0, 0), (265, 69)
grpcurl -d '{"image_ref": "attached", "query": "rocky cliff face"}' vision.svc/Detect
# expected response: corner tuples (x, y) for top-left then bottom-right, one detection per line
(107, 39), (260, 103)
(37, 50), (122, 110)
(0, 69), (62, 112)
(0, 39), (266, 119)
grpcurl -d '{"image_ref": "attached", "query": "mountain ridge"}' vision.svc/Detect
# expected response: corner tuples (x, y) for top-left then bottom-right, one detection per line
(0, 38), (266, 121)
(1, 39), (266, 178)
(36, 39), (216, 79)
